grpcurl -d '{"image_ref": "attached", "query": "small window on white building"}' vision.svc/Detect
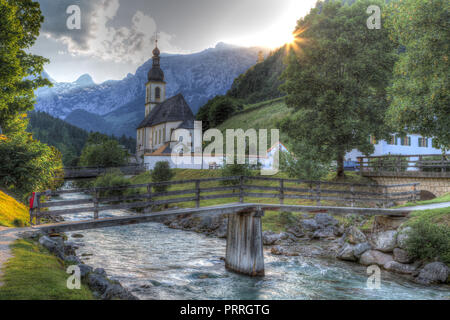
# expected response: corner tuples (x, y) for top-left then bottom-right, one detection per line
(387, 135), (397, 145)
(418, 137), (428, 148)
(400, 136), (411, 146)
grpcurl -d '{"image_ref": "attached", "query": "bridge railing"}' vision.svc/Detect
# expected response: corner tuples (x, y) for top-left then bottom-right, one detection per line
(357, 154), (450, 176)
(30, 176), (419, 225)
(63, 164), (145, 179)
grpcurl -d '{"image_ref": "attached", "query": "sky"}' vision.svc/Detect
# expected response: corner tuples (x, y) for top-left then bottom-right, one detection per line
(32, 0), (317, 83)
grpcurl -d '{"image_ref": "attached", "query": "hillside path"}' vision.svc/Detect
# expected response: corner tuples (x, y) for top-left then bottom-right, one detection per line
(0, 227), (20, 287)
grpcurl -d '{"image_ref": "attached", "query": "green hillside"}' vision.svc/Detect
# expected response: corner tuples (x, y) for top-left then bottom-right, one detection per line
(216, 98), (292, 145)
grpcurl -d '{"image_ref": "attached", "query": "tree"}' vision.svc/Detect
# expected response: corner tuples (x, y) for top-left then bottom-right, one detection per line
(0, 120), (63, 200)
(0, 0), (62, 200)
(196, 96), (243, 130)
(78, 137), (127, 168)
(385, 0), (450, 149)
(280, 0), (396, 177)
(151, 162), (175, 193)
(0, 0), (51, 129)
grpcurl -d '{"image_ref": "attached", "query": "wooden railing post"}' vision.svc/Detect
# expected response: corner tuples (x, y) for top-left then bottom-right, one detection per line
(239, 176), (244, 203)
(442, 155), (446, 173)
(279, 179), (284, 205)
(412, 184), (417, 203)
(316, 182), (321, 206)
(383, 186), (388, 208)
(147, 183), (153, 213)
(350, 185), (355, 207)
(196, 180), (201, 208)
(93, 188), (99, 220)
(36, 194), (41, 225)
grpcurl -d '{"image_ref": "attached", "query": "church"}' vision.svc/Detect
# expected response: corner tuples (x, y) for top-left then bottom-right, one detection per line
(136, 41), (196, 167)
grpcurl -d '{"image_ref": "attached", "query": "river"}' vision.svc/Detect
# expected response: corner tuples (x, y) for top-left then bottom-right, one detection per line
(49, 187), (449, 300)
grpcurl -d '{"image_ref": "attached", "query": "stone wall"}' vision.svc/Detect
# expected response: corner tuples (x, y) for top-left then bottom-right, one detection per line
(372, 176), (450, 198)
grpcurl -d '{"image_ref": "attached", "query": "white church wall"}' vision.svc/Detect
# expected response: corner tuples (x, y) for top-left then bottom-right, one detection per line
(144, 155), (225, 170)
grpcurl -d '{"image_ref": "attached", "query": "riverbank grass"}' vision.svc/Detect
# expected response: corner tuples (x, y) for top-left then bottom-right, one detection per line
(0, 239), (94, 300)
(0, 190), (29, 228)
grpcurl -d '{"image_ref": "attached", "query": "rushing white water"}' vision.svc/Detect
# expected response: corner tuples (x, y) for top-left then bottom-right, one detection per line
(50, 187), (450, 300)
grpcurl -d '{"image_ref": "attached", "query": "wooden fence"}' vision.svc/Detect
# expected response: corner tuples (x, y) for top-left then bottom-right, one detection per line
(358, 154), (450, 176)
(30, 176), (419, 225)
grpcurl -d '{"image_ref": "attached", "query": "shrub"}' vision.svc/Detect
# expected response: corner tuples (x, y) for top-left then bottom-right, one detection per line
(78, 137), (127, 168)
(13, 218), (24, 228)
(93, 169), (130, 198)
(151, 162), (175, 193)
(220, 163), (253, 187)
(405, 220), (450, 265)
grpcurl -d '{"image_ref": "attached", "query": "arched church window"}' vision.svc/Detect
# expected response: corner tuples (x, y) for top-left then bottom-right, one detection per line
(155, 87), (161, 99)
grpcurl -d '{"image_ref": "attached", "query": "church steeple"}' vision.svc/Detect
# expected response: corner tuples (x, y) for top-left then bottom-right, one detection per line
(145, 34), (166, 117)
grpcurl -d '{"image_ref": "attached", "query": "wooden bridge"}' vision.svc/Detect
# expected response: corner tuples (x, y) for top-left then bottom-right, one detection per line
(30, 176), (417, 277)
(63, 165), (145, 179)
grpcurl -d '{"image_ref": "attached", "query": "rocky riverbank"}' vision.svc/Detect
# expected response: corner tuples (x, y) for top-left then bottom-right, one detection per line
(21, 230), (138, 300)
(161, 212), (450, 286)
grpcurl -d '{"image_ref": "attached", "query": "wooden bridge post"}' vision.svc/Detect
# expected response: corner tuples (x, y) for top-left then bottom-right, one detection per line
(279, 179), (284, 205)
(225, 209), (265, 277)
(350, 185), (355, 207)
(36, 194), (41, 225)
(93, 189), (99, 220)
(316, 182), (321, 206)
(239, 176), (244, 203)
(146, 183), (153, 213)
(195, 180), (201, 208)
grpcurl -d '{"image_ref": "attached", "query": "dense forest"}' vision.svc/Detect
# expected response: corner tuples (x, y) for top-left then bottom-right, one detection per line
(227, 46), (287, 104)
(27, 111), (136, 166)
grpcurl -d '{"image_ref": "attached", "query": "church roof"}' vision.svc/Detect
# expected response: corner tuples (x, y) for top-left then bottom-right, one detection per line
(137, 93), (195, 129)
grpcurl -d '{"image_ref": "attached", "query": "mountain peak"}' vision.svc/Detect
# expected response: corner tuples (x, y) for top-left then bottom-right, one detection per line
(214, 42), (239, 50)
(74, 74), (95, 87)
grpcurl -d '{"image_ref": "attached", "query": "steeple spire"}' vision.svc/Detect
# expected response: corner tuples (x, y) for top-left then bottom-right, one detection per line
(148, 31), (164, 82)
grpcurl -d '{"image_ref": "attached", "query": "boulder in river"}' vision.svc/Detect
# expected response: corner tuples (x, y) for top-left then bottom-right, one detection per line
(299, 219), (319, 232)
(396, 227), (412, 250)
(314, 213), (339, 228)
(416, 262), (449, 285)
(286, 226), (305, 238)
(312, 227), (337, 240)
(88, 273), (110, 293)
(102, 283), (139, 300)
(344, 226), (367, 245)
(353, 242), (372, 259)
(359, 250), (394, 267)
(372, 230), (397, 253)
(263, 231), (282, 245)
(384, 261), (418, 275)
(393, 248), (413, 264)
(337, 243), (357, 262)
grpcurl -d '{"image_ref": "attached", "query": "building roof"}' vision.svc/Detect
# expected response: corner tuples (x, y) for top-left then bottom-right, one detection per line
(137, 93), (195, 129)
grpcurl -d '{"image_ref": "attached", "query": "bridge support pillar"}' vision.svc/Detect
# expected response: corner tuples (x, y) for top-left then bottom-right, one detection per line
(225, 209), (265, 277)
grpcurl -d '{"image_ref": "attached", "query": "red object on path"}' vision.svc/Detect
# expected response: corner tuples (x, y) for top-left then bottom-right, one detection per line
(29, 192), (36, 209)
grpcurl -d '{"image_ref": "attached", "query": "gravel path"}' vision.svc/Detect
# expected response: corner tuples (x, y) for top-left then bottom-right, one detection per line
(0, 227), (20, 287)
(400, 202), (450, 212)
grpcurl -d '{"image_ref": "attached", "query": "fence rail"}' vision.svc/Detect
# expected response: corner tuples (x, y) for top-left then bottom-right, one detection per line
(358, 154), (450, 176)
(30, 176), (419, 225)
